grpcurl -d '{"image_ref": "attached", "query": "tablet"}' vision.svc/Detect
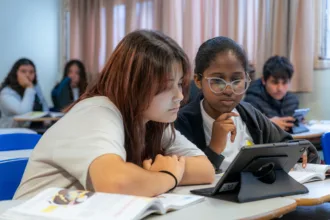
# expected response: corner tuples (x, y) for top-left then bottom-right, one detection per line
(191, 140), (310, 197)
(293, 108), (310, 122)
(292, 108), (310, 134)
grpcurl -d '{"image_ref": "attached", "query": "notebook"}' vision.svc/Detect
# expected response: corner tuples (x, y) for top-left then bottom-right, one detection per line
(0, 188), (204, 220)
(14, 112), (64, 120)
(14, 111), (49, 120)
(289, 163), (330, 184)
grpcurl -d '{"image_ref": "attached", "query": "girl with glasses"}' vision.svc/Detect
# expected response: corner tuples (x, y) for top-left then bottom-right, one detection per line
(175, 36), (317, 172)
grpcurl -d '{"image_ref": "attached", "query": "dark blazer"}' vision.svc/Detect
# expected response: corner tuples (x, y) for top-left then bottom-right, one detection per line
(175, 93), (319, 168)
(51, 77), (74, 112)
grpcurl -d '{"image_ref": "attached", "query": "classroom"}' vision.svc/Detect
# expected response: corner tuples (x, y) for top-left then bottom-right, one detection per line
(0, 0), (330, 219)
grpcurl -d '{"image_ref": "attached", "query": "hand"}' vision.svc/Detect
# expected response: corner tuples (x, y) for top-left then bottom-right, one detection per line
(17, 73), (33, 88)
(301, 150), (307, 168)
(209, 112), (239, 154)
(270, 116), (295, 131)
(143, 154), (185, 184)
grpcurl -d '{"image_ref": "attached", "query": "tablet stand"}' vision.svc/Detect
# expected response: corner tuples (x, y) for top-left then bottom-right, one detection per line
(237, 162), (309, 203)
(292, 116), (309, 134)
(292, 122), (310, 134)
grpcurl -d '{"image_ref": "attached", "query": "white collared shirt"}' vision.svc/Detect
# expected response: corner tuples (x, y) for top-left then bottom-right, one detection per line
(72, 88), (80, 101)
(200, 99), (253, 171)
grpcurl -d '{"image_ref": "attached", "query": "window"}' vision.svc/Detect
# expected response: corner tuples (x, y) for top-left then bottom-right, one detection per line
(320, 0), (330, 59)
(98, 1), (153, 68)
(112, 4), (126, 49)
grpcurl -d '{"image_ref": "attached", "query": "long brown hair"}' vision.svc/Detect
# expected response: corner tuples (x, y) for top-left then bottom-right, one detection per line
(67, 30), (191, 166)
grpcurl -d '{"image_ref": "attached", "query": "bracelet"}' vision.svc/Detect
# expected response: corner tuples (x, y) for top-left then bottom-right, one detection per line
(159, 170), (178, 191)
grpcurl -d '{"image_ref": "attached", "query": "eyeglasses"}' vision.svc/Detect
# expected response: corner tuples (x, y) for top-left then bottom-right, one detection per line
(199, 73), (251, 95)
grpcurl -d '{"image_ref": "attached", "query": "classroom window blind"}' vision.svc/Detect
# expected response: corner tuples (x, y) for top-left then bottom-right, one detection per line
(320, 0), (330, 59)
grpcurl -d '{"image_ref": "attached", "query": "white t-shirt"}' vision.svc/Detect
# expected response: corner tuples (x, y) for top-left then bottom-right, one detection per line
(14, 96), (204, 200)
(200, 100), (253, 171)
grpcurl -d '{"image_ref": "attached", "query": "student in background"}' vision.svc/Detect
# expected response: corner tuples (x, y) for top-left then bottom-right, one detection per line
(244, 56), (299, 131)
(52, 60), (88, 112)
(14, 30), (214, 200)
(175, 37), (318, 172)
(0, 58), (48, 128)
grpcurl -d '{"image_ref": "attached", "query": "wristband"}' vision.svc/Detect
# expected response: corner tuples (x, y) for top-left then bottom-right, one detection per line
(159, 170), (178, 191)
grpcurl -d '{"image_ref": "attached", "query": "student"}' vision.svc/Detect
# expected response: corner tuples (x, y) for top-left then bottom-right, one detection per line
(52, 60), (88, 112)
(14, 30), (214, 200)
(0, 58), (49, 128)
(175, 37), (318, 172)
(244, 56), (299, 131)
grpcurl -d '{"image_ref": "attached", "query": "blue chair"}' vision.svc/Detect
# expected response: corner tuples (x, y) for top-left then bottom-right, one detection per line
(0, 133), (41, 151)
(321, 132), (330, 164)
(0, 158), (28, 200)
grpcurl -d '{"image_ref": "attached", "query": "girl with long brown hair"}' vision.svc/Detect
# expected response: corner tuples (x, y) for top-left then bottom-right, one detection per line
(14, 30), (214, 200)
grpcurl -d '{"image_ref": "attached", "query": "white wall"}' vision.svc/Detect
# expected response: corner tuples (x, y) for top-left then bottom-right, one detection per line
(296, 70), (330, 120)
(0, 0), (61, 105)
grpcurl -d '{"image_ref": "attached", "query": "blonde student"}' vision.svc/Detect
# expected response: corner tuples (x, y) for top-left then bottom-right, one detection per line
(14, 30), (214, 200)
(175, 36), (319, 172)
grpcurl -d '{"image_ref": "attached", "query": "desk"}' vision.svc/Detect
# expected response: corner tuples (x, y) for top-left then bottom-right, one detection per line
(292, 129), (324, 140)
(288, 178), (330, 206)
(2, 177), (329, 219)
(13, 117), (60, 123)
(0, 177), (297, 220)
(0, 196), (297, 220)
(0, 129), (37, 135)
(0, 150), (32, 161)
(149, 183), (297, 220)
(292, 129), (325, 151)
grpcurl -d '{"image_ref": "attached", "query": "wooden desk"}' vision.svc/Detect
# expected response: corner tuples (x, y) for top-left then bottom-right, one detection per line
(288, 179), (330, 206)
(292, 129), (325, 151)
(13, 117), (60, 122)
(292, 129), (324, 140)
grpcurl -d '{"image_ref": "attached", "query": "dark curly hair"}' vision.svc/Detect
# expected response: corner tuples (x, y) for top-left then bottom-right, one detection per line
(0, 58), (37, 97)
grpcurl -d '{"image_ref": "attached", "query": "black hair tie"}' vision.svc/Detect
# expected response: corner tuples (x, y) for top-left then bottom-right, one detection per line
(159, 170), (178, 192)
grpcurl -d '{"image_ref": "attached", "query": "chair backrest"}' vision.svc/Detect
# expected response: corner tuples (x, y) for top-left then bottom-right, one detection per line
(321, 132), (330, 164)
(0, 133), (41, 151)
(0, 158), (28, 200)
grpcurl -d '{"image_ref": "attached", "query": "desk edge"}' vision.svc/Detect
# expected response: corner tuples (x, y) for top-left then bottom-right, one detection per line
(241, 201), (297, 220)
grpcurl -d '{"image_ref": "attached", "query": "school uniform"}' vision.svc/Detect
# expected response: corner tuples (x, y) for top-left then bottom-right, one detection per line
(14, 96), (205, 200)
(175, 93), (319, 171)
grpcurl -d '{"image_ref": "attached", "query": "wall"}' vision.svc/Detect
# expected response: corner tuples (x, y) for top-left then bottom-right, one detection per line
(0, 0), (61, 105)
(296, 70), (330, 120)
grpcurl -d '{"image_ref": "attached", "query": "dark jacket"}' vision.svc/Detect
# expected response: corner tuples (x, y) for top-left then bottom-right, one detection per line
(175, 93), (319, 168)
(244, 78), (299, 118)
(51, 77), (74, 112)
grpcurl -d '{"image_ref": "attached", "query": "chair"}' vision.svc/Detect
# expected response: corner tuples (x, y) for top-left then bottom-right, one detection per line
(0, 158), (28, 200)
(0, 133), (41, 151)
(321, 132), (330, 164)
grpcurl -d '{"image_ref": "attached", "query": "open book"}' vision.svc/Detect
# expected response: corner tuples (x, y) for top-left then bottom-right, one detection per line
(0, 188), (204, 220)
(14, 111), (64, 120)
(289, 163), (330, 184)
